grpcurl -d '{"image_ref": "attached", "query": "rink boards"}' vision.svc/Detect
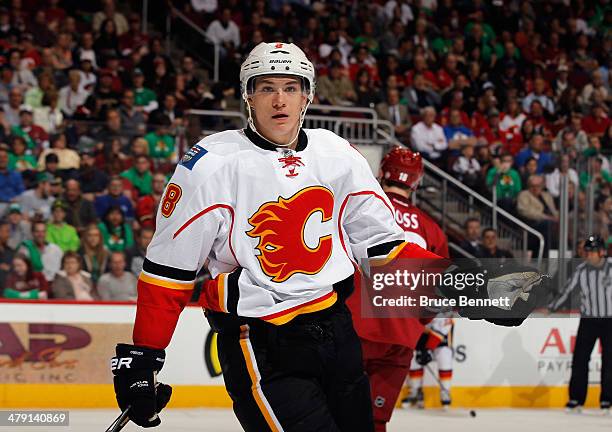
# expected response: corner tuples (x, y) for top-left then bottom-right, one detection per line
(0, 301), (603, 408)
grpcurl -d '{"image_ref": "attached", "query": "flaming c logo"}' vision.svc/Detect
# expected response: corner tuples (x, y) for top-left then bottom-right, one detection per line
(247, 186), (334, 282)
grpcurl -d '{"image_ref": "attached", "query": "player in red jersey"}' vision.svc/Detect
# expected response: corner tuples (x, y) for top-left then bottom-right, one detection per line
(380, 149), (449, 259)
(348, 147), (449, 431)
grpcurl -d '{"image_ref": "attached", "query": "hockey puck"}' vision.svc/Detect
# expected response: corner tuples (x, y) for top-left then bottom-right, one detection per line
(469, 410), (477, 418)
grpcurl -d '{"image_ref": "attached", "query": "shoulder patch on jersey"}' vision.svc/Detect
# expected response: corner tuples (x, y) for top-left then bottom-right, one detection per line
(180, 145), (208, 170)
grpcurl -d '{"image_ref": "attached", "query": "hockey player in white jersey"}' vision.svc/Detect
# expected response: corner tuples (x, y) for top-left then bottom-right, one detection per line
(109, 42), (547, 432)
(110, 41), (410, 432)
(406, 316), (455, 409)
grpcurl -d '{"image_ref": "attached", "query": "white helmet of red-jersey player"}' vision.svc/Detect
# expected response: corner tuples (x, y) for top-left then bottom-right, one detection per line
(240, 42), (316, 147)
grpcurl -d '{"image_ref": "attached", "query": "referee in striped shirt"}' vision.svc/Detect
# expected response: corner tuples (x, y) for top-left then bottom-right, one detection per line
(549, 235), (612, 413)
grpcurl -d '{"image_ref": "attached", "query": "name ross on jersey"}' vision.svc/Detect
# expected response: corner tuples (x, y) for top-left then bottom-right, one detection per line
(394, 209), (419, 230)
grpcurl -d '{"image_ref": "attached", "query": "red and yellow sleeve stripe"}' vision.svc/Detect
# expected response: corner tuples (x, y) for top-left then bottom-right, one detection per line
(133, 272), (195, 350)
(423, 328), (445, 350)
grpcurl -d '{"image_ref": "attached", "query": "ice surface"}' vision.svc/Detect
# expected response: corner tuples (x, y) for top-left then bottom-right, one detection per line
(1, 407), (609, 432)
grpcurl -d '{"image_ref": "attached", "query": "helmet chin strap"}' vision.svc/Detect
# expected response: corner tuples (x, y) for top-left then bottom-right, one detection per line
(245, 98), (311, 149)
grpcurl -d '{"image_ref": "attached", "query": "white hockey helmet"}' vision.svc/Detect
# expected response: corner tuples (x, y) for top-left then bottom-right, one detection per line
(240, 42), (316, 103)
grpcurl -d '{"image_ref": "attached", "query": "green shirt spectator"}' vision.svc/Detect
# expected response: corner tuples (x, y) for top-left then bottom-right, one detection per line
(46, 222), (80, 252)
(145, 132), (175, 160)
(46, 200), (80, 252)
(465, 21), (496, 46)
(464, 21), (495, 63)
(579, 157), (612, 190)
(8, 153), (37, 171)
(24, 86), (45, 108)
(431, 36), (454, 57)
(134, 87), (157, 110)
(354, 21), (380, 55)
(98, 205), (134, 252)
(24, 72), (55, 108)
(8, 136), (37, 171)
(98, 221), (134, 252)
(145, 114), (175, 160)
(132, 68), (159, 113)
(579, 170), (612, 190)
(486, 166), (523, 200)
(120, 156), (153, 196)
(10, 125), (36, 150)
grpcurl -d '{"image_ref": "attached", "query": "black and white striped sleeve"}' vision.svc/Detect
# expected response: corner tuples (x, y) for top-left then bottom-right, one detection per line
(549, 264), (582, 312)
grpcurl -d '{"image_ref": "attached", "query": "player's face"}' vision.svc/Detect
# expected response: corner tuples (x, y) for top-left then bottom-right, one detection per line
(249, 76), (307, 145)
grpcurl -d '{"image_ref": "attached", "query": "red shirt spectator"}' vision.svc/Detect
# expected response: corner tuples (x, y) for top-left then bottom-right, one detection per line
(13, 105), (49, 151)
(471, 100), (490, 136)
(19, 33), (42, 68)
(440, 108), (469, 128)
(479, 109), (508, 153)
(43, 0), (66, 24)
(119, 14), (149, 56)
(582, 105), (611, 137)
(435, 54), (459, 92)
(405, 53), (438, 90)
(3, 255), (49, 300)
(499, 99), (526, 155)
(542, 32), (564, 69)
(104, 57), (125, 94)
(527, 101), (552, 137)
(348, 45), (379, 84)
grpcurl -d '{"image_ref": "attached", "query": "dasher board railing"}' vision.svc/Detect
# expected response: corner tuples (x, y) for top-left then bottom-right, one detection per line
(303, 115), (396, 145)
(185, 107), (397, 146)
(305, 104), (394, 145)
(186, 109), (248, 126)
(307, 104), (378, 118)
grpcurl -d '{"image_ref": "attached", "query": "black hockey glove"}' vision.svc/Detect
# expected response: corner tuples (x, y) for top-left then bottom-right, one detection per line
(111, 343), (172, 428)
(438, 262), (549, 327)
(414, 332), (433, 365)
(415, 349), (433, 366)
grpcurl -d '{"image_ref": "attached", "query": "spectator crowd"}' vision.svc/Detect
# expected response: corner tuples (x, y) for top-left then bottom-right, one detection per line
(0, 0), (610, 299)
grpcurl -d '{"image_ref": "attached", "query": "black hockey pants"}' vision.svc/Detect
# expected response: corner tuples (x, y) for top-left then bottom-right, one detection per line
(209, 301), (375, 432)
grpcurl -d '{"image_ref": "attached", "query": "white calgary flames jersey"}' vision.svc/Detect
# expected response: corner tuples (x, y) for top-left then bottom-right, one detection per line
(141, 127), (404, 325)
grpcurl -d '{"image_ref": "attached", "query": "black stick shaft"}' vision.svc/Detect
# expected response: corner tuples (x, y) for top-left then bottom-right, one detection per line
(105, 407), (131, 432)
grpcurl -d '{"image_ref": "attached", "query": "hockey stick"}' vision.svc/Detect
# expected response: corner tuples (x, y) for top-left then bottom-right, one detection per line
(424, 363), (451, 403)
(424, 364), (476, 417)
(104, 406), (130, 432)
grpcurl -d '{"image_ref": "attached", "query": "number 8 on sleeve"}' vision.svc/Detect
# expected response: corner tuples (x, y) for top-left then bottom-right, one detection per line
(161, 183), (182, 218)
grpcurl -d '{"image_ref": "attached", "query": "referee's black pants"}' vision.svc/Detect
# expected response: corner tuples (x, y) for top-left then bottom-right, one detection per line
(569, 317), (612, 406)
(209, 302), (374, 432)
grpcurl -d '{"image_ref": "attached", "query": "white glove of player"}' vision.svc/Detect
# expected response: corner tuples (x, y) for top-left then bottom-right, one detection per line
(486, 271), (547, 311)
